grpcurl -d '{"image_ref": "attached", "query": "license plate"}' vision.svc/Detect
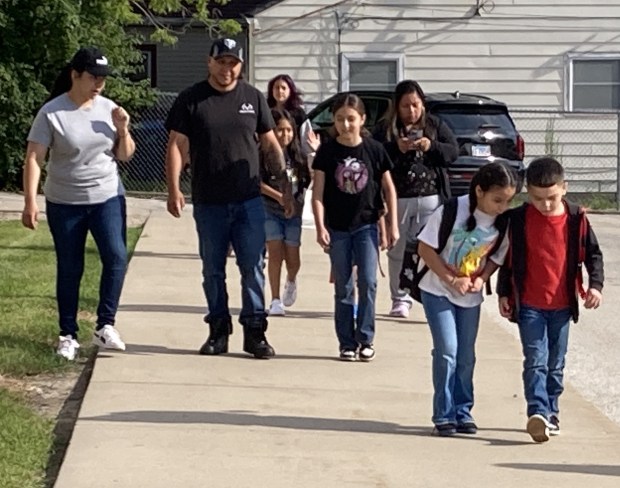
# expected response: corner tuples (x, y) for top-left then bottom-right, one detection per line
(472, 144), (491, 157)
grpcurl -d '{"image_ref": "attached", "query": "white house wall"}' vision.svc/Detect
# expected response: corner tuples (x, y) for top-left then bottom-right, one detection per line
(253, 0), (620, 109)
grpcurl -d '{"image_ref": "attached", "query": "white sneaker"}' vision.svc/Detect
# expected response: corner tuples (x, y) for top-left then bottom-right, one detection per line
(526, 414), (550, 443)
(269, 299), (285, 316)
(93, 325), (126, 351)
(282, 280), (297, 307)
(57, 335), (80, 361)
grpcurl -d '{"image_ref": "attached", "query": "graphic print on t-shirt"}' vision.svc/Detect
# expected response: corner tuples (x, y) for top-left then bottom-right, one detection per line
(239, 102), (255, 114)
(448, 226), (497, 277)
(335, 156), (369, 195)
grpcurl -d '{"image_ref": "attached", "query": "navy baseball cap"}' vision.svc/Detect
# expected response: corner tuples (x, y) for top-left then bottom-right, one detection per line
(209, 38), (244, 62)
(70, 47), (112, 76)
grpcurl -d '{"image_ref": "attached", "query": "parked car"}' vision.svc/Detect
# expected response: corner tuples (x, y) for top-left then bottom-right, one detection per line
(307, 90), (525, 195)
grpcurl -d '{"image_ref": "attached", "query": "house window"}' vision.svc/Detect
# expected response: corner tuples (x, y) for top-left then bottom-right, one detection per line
(130, 44), (157, 87)
(340, 53), (404, 91)
(570, 56), (620, 111)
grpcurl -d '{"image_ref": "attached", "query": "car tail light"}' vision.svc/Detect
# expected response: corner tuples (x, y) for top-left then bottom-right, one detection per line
(450, 169), (477, 181)
(516, 133), (525, 160)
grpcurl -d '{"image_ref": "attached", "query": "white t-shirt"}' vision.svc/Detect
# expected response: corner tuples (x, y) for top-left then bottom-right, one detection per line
(417, 195), (509, 308)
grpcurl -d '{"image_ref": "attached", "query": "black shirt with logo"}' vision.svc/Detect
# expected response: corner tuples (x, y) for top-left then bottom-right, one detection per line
(165, 80), (274, 204)
(313, 137), (393, 232)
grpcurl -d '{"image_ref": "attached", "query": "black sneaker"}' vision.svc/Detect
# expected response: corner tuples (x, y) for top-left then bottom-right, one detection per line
(456, 421), (478, 434)
(549, 415), (560, 436)
(339, 349), (357, 361)
(432, 423), (457, 437)
(359, 344), (375, 362)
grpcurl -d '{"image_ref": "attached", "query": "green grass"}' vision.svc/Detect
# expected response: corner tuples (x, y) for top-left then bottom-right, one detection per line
(0, 220), (142, 487)
(0, 221), (141, 375)
(0, 389), (54, 488)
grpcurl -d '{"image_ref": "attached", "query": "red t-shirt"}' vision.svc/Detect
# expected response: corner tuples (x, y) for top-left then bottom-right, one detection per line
(521, 204), (570, 309)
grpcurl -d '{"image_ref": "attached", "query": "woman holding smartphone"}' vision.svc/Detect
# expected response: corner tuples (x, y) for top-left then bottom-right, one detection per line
(373, 80), (459, 318)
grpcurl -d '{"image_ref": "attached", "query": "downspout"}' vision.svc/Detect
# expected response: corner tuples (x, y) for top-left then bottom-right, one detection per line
(246, 17), (257, 84)
(335, 10), (343, 91)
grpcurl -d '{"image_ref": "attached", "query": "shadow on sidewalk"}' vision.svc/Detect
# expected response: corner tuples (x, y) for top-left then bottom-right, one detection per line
(123, 344), (199, 355)
(132, 251), (199, 260)
(118, 304), (209, 314)
(81, 410), (532, 446)
(118, 304), (338, 322)
(496, 463), (620, 477)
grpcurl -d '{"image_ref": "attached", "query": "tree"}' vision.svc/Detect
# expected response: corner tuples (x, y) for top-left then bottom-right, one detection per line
(0, 0), (239, 189)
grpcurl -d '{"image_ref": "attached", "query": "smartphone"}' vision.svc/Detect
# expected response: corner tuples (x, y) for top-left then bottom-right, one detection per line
(407, 129), (423, 141)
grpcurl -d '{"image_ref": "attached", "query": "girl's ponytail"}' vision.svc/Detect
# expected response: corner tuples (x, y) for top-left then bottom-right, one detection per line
(466, 187), (478, 232)
(46, 64), (73, 103)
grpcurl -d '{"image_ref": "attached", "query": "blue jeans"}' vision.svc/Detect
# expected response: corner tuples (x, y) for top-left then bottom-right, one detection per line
(46, 196), (127, 339)
(517, 306), (571, 418)
(421, 291), (481, 425)
(329, 224), (378, 350)
(193, 197), (267, 327)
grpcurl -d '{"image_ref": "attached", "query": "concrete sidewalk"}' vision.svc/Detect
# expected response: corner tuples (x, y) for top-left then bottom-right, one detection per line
(40, 204), (619, 487)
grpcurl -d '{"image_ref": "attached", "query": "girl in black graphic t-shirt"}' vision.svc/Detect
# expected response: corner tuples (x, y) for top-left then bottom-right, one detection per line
(312, 94), (399, 362)
(260, 109), (311, 317)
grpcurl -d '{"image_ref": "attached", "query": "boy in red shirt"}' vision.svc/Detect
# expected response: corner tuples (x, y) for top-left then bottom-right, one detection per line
(497, 157), (604, 443)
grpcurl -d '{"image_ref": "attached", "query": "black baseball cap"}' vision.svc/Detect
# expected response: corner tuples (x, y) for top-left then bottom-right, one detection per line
(209, 38), (244, 62)
(70, 47), (112, 77)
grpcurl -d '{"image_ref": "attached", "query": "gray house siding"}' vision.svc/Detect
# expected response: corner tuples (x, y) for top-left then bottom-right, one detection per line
(251, 0), (620, 195)
(132, 27), (248, 92)
(252, 0), (620, 109)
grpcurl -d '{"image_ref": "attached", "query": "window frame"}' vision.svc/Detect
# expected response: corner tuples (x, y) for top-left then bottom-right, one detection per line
(340, 52), (405, 92)
(566, 52), (620, 112)
(131, 44), (157, 88)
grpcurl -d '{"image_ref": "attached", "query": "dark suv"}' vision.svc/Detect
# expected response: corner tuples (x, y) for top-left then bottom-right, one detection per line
(307, 90), (525, 195)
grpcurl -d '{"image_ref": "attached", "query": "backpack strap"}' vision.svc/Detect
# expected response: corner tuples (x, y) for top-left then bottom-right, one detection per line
(436, 197), (459, 254)
(483, 212), (510, 296)
(415, 197), (459, 285)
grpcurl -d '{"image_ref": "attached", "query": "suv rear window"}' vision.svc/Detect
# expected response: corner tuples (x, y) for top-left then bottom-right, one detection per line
(310, 96), (391, 129)
(432, 105), (516, 136)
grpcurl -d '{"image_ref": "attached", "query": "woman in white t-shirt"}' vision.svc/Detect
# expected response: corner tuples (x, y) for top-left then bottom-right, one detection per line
(416, 162), (519, 436)
(21, 47), (135, 361)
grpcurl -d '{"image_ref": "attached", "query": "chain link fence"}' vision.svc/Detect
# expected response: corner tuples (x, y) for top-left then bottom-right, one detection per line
(123, 92), (185, 196)
(125, 94), (620, 208)
(511, 110), (620, 208)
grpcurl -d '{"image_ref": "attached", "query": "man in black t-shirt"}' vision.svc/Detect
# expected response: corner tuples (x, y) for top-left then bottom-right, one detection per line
(165, 38), (291, 359)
